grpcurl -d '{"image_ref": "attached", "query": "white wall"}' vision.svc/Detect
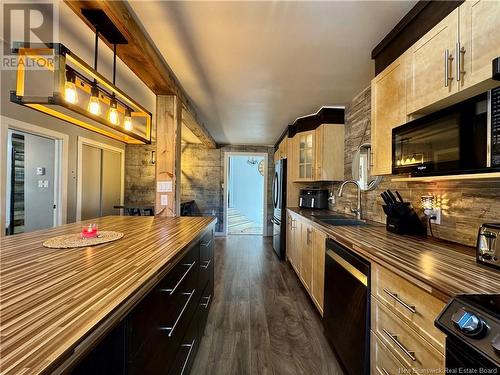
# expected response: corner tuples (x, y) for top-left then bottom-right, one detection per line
(0, 2), (156, 231)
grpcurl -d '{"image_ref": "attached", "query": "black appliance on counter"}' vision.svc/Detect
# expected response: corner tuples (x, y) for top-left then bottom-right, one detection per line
(324, 238), (370, 375)
(392, 86), (500, 176)
(380, 189), (426, 235)
(299, 188), (328, 209)
(435, 294), (500, 371)
(272, 159), (287, 260)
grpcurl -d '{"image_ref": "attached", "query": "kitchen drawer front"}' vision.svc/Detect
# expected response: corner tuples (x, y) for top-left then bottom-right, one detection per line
(198, 275), (214, 337)
(372, 263), (445, 353)
(371, 297), (444, 372)
(128, 244), (199, 357)
(199, 229), (214, 291)
(371, 330), (408, 375)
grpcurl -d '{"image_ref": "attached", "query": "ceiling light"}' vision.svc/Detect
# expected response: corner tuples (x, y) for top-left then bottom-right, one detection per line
(88, 84), (101, 115)
(124, 108), (133, 131)
(108, 96), (119, 125)
(64, 70), (77, 104)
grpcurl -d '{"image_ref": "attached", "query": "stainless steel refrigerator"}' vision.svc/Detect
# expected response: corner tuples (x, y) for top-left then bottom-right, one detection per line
(272, 159), (287, 259)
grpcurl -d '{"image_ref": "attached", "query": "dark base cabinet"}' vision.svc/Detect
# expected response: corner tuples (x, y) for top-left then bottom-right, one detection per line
(71, 227), (214, 375)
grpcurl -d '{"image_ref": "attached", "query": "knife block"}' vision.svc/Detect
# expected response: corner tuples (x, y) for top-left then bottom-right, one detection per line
(382, 204), (426, 236)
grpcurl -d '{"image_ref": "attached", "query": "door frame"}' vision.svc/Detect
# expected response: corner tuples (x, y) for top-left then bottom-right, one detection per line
(76, 136), (125, 221)
(1, 116), (68, 235)
(223, 151), (268, 236)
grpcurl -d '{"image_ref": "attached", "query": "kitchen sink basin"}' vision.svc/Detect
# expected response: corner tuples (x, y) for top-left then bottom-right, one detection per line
(317, 218), (367, 226)
(310, 214), (351, 220)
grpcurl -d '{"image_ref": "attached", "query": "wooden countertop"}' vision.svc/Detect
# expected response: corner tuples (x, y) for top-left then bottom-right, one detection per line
(288, 208), (500, 301)
(0, 215), (216, 375)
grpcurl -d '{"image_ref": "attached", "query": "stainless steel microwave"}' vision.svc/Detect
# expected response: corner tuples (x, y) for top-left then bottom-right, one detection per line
(392, 87), (500, 176)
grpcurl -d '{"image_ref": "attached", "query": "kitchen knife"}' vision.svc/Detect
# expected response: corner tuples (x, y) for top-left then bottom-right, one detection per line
(382, 192), (393, 206)
(395, 191), (405, 203)
(380, 193), (391, 206)
(387, 190), (398, 204)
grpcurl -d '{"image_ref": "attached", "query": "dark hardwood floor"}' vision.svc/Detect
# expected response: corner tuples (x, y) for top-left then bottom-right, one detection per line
(191, 236), (344, 375)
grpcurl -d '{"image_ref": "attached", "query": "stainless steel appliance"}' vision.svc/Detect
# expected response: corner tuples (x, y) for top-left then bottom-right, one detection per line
(494, 57), (500, 81)
(323, 238), (370, 375)
(477, 223), (500, 269)
(299, 188), (328, 209)
(272, 159), (287, 260)
(392, 86), (500, 176)
(435, 294), (500, 371)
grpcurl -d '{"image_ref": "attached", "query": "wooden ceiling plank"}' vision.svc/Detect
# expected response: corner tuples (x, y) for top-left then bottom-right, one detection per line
(63, 0), (217, 148)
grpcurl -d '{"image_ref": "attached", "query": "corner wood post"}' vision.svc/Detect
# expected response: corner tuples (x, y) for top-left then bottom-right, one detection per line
(155, 95), (182, 216)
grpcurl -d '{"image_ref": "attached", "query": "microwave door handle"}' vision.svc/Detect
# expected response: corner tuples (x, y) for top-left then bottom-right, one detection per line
(311, 198), (315, 207)
(299, 197), (303, 207)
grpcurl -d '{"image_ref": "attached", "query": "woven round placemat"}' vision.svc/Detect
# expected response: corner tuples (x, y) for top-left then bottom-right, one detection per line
(42, 231), (124, 249)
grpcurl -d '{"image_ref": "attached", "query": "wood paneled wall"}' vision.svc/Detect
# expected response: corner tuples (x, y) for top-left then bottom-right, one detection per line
(327, 87), (500, 247)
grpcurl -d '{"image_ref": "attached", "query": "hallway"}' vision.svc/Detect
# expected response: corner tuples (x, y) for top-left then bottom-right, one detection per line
(191, 236), (343, 375)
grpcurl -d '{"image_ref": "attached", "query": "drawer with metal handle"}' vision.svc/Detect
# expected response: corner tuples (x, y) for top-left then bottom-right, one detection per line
(370, 330), (408, 375)
(371, 263), (445, 354)
(371, 297), (444, 371)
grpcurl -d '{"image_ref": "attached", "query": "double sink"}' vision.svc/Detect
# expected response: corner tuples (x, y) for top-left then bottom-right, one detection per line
(310, 213), (367, 226)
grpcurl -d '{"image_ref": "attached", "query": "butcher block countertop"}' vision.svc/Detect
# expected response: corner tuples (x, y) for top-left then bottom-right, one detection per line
(0, 215), (216, 375)
(288, 208), (500, 302)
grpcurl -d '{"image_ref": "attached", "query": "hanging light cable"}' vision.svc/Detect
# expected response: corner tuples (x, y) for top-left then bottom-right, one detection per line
(88, 29), (101, 115)
(108, 43), (120, 125)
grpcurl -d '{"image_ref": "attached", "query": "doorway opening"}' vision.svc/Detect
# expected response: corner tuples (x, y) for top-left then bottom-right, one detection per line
(76, 137), (124, 221)
(5, 130), (59, 234)
(224, 152), (267, 235)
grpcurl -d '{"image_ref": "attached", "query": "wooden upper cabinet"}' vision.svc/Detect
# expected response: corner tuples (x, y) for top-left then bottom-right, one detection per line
(407, 9), (459, 114)
(371, 53), (408, 176)
(459, 0), (500, 90)
(292, 125), (344, 182)
(315, 124), (344, 181)
(296, 130), (316, 181)
(279, 137), (288, 159)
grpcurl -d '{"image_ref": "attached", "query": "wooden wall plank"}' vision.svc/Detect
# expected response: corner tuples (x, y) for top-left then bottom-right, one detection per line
(156, 95), (182, 216)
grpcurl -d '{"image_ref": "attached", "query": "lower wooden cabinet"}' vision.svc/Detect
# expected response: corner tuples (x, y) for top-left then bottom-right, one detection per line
(71, 227), (215, 375)
(371, 331), (408, 375)
(286, 211), (326, 316)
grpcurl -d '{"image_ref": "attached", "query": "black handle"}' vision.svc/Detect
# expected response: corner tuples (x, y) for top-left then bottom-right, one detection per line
(387, 190), (398, 204)
(395, 191), (404, 203)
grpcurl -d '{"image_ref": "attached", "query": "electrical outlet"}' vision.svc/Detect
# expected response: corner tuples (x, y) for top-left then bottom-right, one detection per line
(429, 208), (441, 225)
(160, 195), (168, 206)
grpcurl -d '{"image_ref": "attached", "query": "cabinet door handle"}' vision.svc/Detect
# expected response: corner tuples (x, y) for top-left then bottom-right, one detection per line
(201, 294), (212, 308)
(382, 328), (416, 361)
(161, 289), (195, 337)
(201, 239), (212, 247)
(456, 42), (465, 82)
(383, 288), (416, 313)
(381, 368), (390, 375)
(180, 338), (196, 375)
(160, 261), (196, 295)
(201, 259), (211, 269)
(444, 49), (454, 87)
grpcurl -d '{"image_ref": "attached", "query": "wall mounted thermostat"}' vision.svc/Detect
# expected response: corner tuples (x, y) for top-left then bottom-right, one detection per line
(36, 167), (46, 176)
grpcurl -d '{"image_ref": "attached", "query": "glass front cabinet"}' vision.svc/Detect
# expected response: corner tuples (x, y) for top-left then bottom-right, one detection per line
(297, 131), (315, 180)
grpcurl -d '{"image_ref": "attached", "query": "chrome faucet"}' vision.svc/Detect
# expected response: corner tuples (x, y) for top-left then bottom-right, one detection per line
(338, 180), (362, 220)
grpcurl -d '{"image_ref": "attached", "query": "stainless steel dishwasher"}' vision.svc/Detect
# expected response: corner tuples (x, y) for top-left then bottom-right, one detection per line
(323, 238), (370, 375)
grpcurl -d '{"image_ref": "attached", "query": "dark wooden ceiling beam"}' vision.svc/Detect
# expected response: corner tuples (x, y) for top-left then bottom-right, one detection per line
(64, 0), (217, 148)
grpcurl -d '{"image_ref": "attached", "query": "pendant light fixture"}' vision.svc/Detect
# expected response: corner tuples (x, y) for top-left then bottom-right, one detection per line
(10, 9), (152, 144)
(88, 29), (101, 116)
(64, 69), (77, 104)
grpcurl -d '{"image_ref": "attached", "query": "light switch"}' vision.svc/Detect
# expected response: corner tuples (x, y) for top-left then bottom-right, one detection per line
(43, 180), (49, 188)
(38, 180), (43, 188)
(160, 195), (168, 206)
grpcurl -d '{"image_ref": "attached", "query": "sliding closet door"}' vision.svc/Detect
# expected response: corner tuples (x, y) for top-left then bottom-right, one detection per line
(101, 149), (121, 216)
(81, 144), (102, 220)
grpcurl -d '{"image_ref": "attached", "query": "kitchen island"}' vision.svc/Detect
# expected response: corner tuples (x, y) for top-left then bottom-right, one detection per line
(0, 215), (216, 375)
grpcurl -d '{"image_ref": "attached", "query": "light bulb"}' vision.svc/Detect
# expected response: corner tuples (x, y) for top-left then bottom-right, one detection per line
(108, 98), (119, 125)
(124, 108), (133, 131)
(396, 159), (401, 166)
(88, 85), (101, 115)
(64, 81), (77, 104)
